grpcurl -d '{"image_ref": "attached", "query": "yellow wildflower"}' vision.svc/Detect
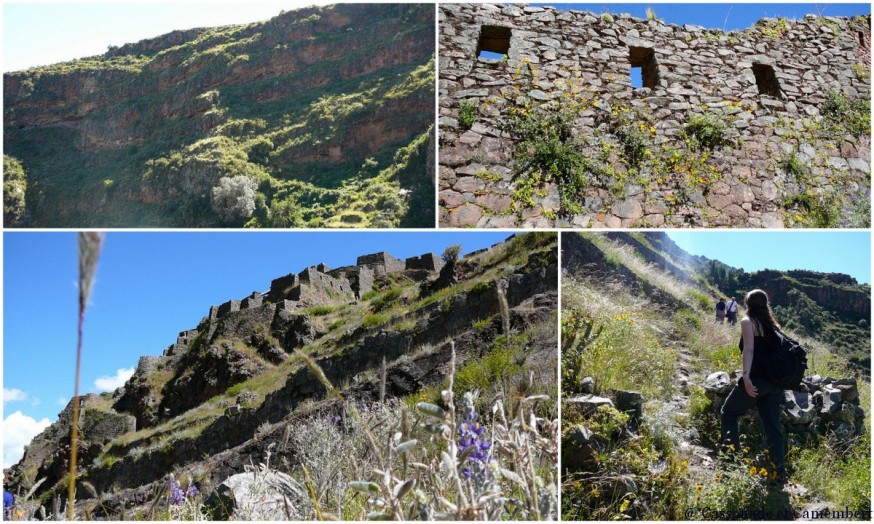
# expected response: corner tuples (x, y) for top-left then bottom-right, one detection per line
(749, 466), (757, 475)
(696, 484), (703, 493)
(681, 460), (688, 468)
(759, 467), (768, 477)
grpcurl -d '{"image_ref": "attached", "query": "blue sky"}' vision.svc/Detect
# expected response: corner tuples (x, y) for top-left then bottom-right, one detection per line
(480, 3), (871, 85)
(2, 231), (511, 467)
(667, 231), (871, 284)
(545, 3), (870, 31)
(3, 3), (314, 72)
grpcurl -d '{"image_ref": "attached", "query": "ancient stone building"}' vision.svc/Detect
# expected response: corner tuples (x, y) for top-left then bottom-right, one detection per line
(405, 253), (446, 271)
(439, 4), (871, 228)
(267, 266), (355, 305)
(356, 252), (407, 275)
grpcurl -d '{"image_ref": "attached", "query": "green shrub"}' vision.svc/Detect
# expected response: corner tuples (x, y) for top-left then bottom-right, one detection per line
(687, 290), (712, 311)
(685, 458), (771, 517)
(821, 90), (870, 138)
(688, 386), (721, 448)
(304, 305), (338, 316)
(502, 98), (593, 215)
(458, 100), (477, 130)
(472, 317), (492, 331)
(454, 335), (526, 394)
(779, 151), (810, 182)
(225, 383), (244, 397)
(791, 433), (871, 510)
(361, 313), (388, 328)
(783, 193), (840, 228)
(371, 287), (402, 312)
(673, 309), (703, 331)
(360, 289), (380, 301)
(852, 64), (870, 80)
(684, 112), (727, 151)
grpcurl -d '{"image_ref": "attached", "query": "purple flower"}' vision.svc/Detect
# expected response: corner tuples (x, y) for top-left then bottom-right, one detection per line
(186, 483), (200, 498)
(458, 392), (491, 480)
(170, 480), (184, 505)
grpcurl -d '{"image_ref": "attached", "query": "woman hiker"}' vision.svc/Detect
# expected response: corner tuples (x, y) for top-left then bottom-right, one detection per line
(720, 289), (787, 484)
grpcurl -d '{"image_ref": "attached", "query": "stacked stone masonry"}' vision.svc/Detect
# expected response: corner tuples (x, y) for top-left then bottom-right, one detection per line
(439, 4), (871, 228)
(201, 251), (442, 337)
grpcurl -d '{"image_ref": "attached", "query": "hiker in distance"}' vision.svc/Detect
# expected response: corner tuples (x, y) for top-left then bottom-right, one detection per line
(715, 297), (726, 323)
(719, 289), (788, 484)
(726, 296), (738, 325)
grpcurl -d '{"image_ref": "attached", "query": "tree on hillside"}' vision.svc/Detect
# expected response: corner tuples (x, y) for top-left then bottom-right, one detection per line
(211, 175), (257, 224)
(3, 155), (27, 227)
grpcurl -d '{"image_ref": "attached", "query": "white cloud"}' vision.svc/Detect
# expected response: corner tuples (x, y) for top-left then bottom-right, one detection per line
(3, 388), (27, 403)
(93, 367), (135, 392)
(3, 411), (51, 468)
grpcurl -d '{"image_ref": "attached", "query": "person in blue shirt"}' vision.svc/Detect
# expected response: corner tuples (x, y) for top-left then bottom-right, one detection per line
(3, 488), (13, 519)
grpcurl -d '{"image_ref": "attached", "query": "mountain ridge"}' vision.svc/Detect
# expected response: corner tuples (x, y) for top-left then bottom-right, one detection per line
(4, 4), (435, 228)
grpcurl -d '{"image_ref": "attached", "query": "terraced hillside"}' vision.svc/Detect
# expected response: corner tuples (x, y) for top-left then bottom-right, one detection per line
(6, 233), (558, 520)
(561, 232), (870, 520)
(4, 4), (435, 228)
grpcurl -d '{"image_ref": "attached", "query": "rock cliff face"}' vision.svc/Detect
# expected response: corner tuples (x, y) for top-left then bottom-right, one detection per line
(4, 4), (435, 228)
(6, 233), (558, 520)
(439, 4), (870, 228)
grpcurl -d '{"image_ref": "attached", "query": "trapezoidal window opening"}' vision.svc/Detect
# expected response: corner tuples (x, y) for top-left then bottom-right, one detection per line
(628, 46), (659, 89)
(477, 25), (511, 60)
(752, 63), (782, 98)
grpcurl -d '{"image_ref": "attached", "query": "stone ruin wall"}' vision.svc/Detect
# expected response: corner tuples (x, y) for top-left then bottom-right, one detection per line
(357, 252), (407, 275)
(439, 4), (871, 228)
(189, 250), (444, 347)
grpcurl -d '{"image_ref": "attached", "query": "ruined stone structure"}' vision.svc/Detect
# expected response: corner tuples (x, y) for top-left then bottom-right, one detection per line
(356, 252), (407, 275)
(439, 4), (871, 228)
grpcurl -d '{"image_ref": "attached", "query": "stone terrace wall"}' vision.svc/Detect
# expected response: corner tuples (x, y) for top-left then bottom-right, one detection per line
(439, 4), (871, 228)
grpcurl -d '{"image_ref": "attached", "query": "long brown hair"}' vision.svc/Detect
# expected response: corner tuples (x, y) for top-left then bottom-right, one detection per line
(744, 289), (781, 338)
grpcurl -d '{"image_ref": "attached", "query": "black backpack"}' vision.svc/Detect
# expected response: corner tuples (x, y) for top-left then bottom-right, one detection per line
(765, 329), (808, 390)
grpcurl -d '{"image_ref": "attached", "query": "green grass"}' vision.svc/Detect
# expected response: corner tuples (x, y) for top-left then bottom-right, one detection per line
(304, 305), (339, 316)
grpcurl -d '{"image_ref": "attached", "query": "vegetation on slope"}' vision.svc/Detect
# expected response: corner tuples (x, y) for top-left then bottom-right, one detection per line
(9, 233), (558, 520)
(3, 4), (434, 228)
(562, 233), (870, 520)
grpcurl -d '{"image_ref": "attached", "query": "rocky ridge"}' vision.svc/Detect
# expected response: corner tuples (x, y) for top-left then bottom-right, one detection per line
(4, 4), (435, 228)
(6, 233), (558, 520)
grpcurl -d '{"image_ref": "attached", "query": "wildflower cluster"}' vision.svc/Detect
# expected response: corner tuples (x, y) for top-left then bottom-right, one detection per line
(169, 478), (200, 506)
(458, 392), (491, 480)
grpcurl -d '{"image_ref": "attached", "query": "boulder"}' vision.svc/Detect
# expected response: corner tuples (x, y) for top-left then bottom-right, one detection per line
(833, 377), (859, 402)
(565, 394), (614, 414)
(205, 471), (310, 520)
(704, 372), (732, 396)
(612, 390), (645, 421)
(783, 390), (816, 424)
(819, 386), (843, 415)
(580, 376), (595, 394)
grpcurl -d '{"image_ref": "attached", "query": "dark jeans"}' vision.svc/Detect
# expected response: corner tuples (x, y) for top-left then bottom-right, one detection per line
(720, 376), (786, 475)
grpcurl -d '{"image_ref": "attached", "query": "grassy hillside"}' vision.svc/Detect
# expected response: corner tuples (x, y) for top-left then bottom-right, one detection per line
(8, 233), (558, 520)
(562, 232), (870, 520)
(3, 4), (435, 228)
